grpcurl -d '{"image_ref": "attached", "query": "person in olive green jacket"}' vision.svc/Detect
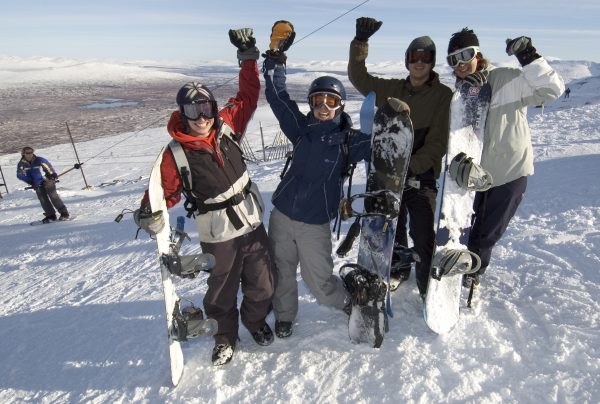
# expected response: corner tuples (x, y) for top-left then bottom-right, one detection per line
(348, 17), (452, 299)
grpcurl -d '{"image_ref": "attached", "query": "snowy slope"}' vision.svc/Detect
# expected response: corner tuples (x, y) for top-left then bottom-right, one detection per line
(0, 58), (599, 403)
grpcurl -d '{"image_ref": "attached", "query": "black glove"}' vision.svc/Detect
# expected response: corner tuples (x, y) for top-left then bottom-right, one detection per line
(269, 20), (295, 52)
(133, 205), (165, 236)
(355, 17), (382, 42)
(505, 36), (541, 67)
(229, 27), (256, 51)
(262, 49), (287, 65)
(48, 173), (58, 180)
(229, 28), (260, 63)
(462, 70), (488, 87)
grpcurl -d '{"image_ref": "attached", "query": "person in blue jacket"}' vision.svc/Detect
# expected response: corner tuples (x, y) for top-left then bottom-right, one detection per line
(17, 146), (69, 223)
(262, 22), (373, 339)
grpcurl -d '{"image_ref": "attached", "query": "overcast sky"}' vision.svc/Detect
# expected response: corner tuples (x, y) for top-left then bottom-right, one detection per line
(2, 0), (599, 65)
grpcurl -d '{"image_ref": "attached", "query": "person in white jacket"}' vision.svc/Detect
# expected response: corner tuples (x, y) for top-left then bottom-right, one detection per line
(445, 28), (565, 287)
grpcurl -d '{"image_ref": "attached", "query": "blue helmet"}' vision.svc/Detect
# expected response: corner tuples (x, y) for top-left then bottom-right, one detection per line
(308, 76), (347, 101)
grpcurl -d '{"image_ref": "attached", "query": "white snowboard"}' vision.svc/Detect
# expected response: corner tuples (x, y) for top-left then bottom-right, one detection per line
(424, 80), (491, 334)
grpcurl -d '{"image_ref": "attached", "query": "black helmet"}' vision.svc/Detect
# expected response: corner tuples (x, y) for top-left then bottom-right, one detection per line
(176, 82), (216, 106)
(308, 76), (347, 101)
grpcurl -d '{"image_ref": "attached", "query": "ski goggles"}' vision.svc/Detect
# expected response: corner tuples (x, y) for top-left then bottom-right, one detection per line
(446, 46), (480, 68)
(406, 50), (435, 64)
(308, 92), (343, 110)
(181, 100), (217, 121)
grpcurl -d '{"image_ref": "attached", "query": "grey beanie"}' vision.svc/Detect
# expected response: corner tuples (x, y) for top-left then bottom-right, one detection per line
(405, 36), (436, 68)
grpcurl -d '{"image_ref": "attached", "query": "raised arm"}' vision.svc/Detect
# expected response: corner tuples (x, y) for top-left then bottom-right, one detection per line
(219, 28), (261, 137)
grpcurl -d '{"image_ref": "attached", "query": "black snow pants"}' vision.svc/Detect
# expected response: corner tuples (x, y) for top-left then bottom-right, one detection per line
(468, 176), (527, 275)
(394, 186), (437, 296)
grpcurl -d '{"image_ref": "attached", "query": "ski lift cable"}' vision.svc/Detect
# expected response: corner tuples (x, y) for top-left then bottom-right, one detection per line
(212, 0), (370, 90)
(80, 113), (170, 164)
(73, 1), (370, 166)
(293, 0), (370, 46)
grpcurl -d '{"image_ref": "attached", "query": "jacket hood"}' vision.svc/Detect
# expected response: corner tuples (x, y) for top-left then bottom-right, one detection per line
(167, 111), (224, 166)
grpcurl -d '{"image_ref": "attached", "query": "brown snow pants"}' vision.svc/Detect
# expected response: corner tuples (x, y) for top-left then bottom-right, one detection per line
(200, 224), (276, 345)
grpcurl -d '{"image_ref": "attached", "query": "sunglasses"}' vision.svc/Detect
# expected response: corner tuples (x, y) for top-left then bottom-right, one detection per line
(181, 100), (217, 121)
(23, 151), (34, 155)
(407, 50), (435, 64)
(308, 92), (343, 110)
(446, 46), (480, 68)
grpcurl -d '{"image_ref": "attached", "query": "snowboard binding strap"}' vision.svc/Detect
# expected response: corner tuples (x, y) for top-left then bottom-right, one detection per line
(339, 264), (387, 306)
(339, 189), (401, 221)
(431, 249), (481, 281)
(161, 252), (215, 279)
(448, 152), (493, 191)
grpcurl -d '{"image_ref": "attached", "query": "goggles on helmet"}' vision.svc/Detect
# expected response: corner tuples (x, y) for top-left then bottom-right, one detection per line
(446, 46), (480, 68)
(181, 100), (217, 121)
(407, 50), (434, 64)
(308, 92), (343, 110)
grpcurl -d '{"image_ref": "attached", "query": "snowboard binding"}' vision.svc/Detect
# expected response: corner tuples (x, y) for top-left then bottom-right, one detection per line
(163, 222), (216, 278)
(336, 190), (402, 257)
(340, 264), (387, 307)
(171, 300), (218, 341)
(339, 189), (401, 221)
(448, 152), (493, 191)
(161, 251), (215, 279)
(430, 248), (481, 281)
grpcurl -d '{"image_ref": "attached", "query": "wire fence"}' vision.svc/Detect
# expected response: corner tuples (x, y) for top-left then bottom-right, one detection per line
(241, 127), (292, 164)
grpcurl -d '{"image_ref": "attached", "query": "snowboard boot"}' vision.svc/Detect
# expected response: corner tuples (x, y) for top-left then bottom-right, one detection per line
(212, 342), (235, 366)
(251, 323), (274, 346)
(41, 215), (57, 224)
(389, 264), (411, 291)
(275, 320), (293, 338)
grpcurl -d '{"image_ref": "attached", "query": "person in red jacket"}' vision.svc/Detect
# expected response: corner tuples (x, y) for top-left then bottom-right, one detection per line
(135, 28), (275, 366)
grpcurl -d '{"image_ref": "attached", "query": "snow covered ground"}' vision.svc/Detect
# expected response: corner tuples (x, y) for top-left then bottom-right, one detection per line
(0, 57), (598, 403)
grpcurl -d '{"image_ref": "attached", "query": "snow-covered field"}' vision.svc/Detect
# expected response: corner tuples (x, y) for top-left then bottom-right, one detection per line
(0, 57), (598, 403)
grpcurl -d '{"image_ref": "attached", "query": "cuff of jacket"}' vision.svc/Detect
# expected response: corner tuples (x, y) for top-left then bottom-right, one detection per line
(350, 39), (369, 62)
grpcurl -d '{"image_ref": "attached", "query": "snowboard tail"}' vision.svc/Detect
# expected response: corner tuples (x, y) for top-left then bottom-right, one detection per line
(340, 264), (387, 348)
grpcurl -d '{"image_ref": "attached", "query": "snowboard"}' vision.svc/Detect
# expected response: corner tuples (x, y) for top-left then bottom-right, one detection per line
(148, 149), (218, 386)
(340, 94), (414, 347)
(423, 79), (491, 334)
(30, 215), (77, 226)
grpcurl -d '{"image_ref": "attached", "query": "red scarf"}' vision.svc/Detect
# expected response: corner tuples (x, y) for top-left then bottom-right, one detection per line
(167, 111), (224, 166)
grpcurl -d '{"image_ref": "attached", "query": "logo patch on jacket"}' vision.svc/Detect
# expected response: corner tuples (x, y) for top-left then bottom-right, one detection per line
(468, 86), (481, 97)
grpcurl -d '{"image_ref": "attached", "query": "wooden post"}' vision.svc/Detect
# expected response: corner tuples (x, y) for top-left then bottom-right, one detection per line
(259, 121), (266, 162)
(65, 122), (91, 189)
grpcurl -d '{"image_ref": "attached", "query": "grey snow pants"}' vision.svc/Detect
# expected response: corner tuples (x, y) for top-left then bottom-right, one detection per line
(268, 207), (349, 322)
